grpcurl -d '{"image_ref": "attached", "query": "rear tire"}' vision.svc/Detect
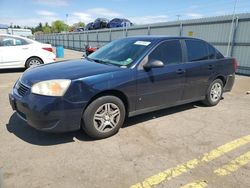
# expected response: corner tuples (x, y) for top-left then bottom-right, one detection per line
(25, 57), (43, 68)
(202, 79), (223, 106)
(82, 96), (125, 139)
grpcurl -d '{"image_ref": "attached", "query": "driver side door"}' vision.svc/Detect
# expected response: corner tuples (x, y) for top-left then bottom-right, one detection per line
(136, 39), (186, 111)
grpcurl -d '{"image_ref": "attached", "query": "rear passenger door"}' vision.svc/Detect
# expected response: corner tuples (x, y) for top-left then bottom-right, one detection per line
(181, 39), (216, 101)
(136, 40), (186, 110)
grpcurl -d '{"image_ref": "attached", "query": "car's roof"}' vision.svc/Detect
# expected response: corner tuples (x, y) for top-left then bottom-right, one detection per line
(125, 35), (202, 41)
(0, 34), (38, 43)
(0, 33), (27, 39)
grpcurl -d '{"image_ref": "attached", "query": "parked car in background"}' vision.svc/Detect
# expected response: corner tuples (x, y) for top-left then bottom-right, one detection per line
(93, 18), (109, 30)
(85, 45), (98, 56)
(9, 36), (236, 139)
(0, 34), (55, 69)
(73, 27), (85, 32)
(85, 22), (94, 30)
(108, 18), (133, 28)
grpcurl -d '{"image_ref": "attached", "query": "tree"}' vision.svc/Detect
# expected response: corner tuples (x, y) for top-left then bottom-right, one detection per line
(13, 25), (21, 28)
(34, 22), (43, 32)
(42, 22), (51, 34)
(51, 20), (69, 33)
(43, 26), (51, 34)
(78, 22), (85, 27)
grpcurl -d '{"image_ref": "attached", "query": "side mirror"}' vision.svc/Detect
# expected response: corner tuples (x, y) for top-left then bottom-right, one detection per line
(143, 60), (164, 70)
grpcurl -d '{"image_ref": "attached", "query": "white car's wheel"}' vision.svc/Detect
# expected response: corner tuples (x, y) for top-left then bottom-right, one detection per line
(26, 57), (43, 68)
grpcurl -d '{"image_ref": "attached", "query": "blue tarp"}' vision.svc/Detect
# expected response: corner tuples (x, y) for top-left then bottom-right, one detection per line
(0, 24), (8, 29)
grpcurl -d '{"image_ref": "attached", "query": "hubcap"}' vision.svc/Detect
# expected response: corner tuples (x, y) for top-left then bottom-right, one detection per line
(210, 83), (222, 102)
(93, 103), (121, 133)
(29, 59), (41, 67)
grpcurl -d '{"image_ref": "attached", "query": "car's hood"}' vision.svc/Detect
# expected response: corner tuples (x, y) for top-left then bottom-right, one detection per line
(21, 59), (122, 86)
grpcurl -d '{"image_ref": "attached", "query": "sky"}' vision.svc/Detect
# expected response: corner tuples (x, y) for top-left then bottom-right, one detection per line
(0, 0), (250, 27)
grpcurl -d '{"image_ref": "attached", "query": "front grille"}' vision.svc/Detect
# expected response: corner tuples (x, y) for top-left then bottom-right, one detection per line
(16, 81), (30, 96)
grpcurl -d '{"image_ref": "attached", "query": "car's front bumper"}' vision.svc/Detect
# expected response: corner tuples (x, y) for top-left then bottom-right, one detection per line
(9, 85), (87, 133)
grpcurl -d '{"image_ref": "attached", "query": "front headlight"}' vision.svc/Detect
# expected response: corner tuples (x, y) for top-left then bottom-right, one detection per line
(31, 79), (71, 96)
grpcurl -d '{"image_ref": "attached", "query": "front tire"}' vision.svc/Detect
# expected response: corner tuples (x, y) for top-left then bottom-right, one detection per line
(202, 79), (223, 106)
(82, 96), (126, 139)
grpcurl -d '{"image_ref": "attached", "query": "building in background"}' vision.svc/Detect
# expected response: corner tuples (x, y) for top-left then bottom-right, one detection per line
(0, 24), (32, 37)
(7, 28), (32, 37)
(0, 24), (8, 34)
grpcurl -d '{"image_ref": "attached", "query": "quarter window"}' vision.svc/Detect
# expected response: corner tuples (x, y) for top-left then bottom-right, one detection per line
(207, 44), (216, 59)
(185, 40), (209, 62)
(148, 40), (182, 65)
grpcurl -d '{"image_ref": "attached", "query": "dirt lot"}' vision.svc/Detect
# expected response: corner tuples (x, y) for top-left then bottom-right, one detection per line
(0, 49), (250, 188)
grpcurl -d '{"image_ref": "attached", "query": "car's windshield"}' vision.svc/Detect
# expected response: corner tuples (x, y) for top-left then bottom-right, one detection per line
(88, 38), (153, 67)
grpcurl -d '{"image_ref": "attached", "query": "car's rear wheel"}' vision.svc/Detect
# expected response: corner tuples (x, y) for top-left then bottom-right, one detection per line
(82, 96), (125, 139)
(202, 79), (223, 106)
(25, 57), (43, 68)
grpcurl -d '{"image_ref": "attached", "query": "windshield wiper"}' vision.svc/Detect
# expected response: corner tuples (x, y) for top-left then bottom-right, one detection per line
(86, 57), (122, 67)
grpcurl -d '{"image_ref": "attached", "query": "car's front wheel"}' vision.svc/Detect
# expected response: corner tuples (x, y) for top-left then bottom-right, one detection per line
(203, 79), (223, 106)
(25, 57), (43, 68)
(82, 96), (126, 139)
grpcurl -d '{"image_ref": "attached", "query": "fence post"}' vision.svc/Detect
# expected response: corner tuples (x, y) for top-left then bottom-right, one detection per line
(230, 16), (239, 57)
(148, 26), (151, 35)
(179, 23), (183, 37)
(87, 31), (89, 46)
(72, 33), (75, 50)
(227, 16), (237, 56)
(79, 33), (81, 51)
(67, 33), (69, 49)
(109, 29), (112, 42)
(97, 31), (99, 46)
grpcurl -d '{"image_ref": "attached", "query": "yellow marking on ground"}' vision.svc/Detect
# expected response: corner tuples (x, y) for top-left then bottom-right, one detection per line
(214, 150), (250, 176)
(180, 180), (207, 188)
(130, 135), (250, 188)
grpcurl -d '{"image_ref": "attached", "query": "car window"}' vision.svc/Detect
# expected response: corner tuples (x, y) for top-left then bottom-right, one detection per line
(89, 38), (153, 67)
(216, 50), (224, 59)
(0, 36), (28, 47)
(185, 40), (209, 62)
(148, 40), (182, 65)
(113, 19), (119, 22)
(207, 44), (216, 59)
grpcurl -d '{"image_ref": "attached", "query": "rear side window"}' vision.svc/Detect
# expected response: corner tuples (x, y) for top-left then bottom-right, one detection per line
(185, 40), (209, 62)
(207, 44), (216, 59)
(149, 40), (182, 65)
(216, 50), (224, 59)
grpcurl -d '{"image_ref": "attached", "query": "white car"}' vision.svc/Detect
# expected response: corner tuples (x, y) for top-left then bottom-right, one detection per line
(0, 34), (56, 69)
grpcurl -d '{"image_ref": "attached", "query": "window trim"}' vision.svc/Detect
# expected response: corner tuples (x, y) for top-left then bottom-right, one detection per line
(183, 39), (211, 63)
(137, 39), (184, 70)
(0, 36), (29, 47)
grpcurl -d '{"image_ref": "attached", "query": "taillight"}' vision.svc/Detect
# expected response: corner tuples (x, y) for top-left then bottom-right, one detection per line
(233, 58), (238, 72)
(42, 47), (53, 52)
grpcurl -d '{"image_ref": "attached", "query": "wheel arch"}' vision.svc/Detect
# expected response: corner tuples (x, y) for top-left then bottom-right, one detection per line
(215, 75), (227, 86)
(25, 56), (44, 68)
(84, 89), (129, 117)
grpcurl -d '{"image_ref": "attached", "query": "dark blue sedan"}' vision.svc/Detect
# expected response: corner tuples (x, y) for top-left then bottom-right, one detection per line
(108, 18), (133, 28)
(9, 36), (236, 139)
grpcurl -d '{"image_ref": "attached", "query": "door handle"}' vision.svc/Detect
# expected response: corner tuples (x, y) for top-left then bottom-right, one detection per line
(176, 69), (185, 74)
(22, 47), (28, 50)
